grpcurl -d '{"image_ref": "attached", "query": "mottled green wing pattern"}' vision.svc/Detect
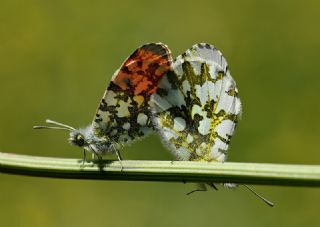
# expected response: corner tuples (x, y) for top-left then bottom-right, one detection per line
(151, 43), (241, 162)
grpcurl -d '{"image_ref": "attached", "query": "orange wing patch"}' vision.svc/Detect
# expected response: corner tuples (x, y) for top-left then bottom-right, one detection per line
(93, 43), (172, 144)
(112, 43), (172, 95)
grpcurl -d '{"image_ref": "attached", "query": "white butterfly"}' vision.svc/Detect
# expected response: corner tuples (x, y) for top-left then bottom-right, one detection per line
(151, 43), (241, 163)
(34, 43), (172, 162)
(151, 43), (273, 206)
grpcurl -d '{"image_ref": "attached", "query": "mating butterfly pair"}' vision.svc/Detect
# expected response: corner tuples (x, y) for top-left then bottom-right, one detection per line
(35, 43), (241, 164)
(34, 43), (274, 206)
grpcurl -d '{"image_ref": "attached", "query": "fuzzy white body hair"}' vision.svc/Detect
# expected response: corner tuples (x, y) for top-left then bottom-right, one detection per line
(69, 125), (119, 155)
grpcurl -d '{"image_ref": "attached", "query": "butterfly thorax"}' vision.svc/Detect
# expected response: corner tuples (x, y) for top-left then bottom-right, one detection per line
(69, 125), (118, 155)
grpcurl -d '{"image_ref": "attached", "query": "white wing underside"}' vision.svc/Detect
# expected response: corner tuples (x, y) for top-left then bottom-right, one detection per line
(151, 43), (241, 162)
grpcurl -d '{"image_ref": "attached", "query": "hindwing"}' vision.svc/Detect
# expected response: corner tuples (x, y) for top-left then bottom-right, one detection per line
(151, 43), (241, 162)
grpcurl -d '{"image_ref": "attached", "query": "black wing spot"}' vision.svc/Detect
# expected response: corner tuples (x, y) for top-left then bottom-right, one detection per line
(205, 43), (212, 49)
(124, 78), (132, 87)
(122, 66), (132, 74)
(137, 61), (143, 68)
(137, 70), (144, 75)
(197, 43), (205, 49)
(156, 87), (168, 97)
(142, 44), (167, 56)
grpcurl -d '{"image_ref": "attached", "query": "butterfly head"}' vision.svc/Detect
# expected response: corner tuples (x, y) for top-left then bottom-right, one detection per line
(34, 119), (115, 154)
(69, 130), (87, 148)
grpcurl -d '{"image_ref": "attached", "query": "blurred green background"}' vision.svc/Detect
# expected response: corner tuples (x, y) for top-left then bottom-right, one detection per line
(1, 0), (320, 226)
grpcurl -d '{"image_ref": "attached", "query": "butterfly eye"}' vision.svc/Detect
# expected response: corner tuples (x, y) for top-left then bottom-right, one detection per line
(75, 134), (85, 147)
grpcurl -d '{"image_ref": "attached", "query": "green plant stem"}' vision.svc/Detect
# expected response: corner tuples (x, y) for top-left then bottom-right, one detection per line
(0, 152), (319, 187)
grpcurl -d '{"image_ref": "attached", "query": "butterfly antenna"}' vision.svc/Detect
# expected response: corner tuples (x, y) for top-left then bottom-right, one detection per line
(243, 185), (274, 207)
(33, 119), (76, 131)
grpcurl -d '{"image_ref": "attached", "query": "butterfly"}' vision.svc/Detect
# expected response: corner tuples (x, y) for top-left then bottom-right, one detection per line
(34, 43), (172, 162)
(151, 43), (273, 206)
(151, 43), (241, 163)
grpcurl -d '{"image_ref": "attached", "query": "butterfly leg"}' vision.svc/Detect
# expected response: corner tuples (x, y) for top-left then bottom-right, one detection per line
(115, 149), (124, 171)
(91, 150), (103, 163)
(186, 183), (208, 195)
(208, 182), (218, 190)
(96, 153), (103, 161)
(81, 149), (87, 166)
(109, 143), (123, 171)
